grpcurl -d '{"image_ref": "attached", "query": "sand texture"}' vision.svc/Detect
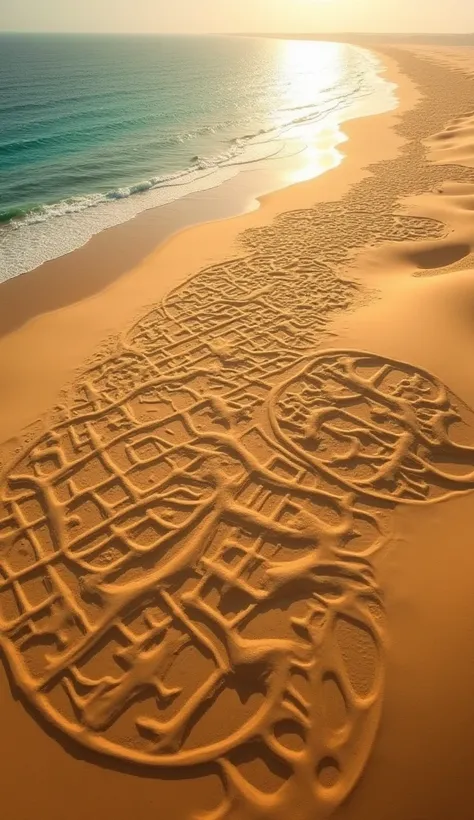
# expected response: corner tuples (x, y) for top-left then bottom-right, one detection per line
(1, 44), (474, 820)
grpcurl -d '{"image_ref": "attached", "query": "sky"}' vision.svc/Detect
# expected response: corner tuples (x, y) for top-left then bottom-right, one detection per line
(1, 0), (473, 34)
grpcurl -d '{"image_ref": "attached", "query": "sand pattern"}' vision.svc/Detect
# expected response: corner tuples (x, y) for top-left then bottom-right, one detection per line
(408, 46), (474, 81)
(241, 48), (474, 282)
(273, 353), (474, 502)
(2, 47), (474, 820)
(2, 331), (474, 817)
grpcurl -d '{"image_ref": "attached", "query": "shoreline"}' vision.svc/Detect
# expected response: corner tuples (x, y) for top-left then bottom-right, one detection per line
(0, 39), (395, 336)
(0, 144), (343, 337)
(0, 36), (393, 292)
(0, 133), (351, 337)
(0, 48), (407, 442)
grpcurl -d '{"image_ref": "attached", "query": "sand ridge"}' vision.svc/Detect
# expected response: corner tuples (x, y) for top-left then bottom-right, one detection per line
(426, 109), (474, 169)
(1, 44), (474, 820)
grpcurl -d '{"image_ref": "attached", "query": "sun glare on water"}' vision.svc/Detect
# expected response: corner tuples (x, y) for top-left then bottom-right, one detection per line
(278, 39), (345, 109)
(274, 39), (347, 183)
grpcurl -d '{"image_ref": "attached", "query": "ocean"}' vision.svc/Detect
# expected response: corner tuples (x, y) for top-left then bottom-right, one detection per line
(0, 34), (397, 281)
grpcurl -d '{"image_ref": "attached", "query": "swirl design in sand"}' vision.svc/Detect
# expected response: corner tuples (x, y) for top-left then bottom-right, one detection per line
(272, 352), (474, 502)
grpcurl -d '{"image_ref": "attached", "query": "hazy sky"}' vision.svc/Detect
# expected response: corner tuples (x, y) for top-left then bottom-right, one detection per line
(1, 0), (473, 34)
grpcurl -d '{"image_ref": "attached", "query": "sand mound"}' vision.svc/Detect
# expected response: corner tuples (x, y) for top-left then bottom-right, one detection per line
(426, 110), (474, 167)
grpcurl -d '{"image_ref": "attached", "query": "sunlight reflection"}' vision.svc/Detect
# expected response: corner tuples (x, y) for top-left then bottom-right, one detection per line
(267, 41), (350, 184)
(286, 125), (347, 184)
(266, 41), (350, 183)
(277, 39), (346, 115)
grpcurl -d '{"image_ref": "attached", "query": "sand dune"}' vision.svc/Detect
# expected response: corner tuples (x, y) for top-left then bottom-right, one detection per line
(1, 42), (474, 820)
(427, 110), (474, 168)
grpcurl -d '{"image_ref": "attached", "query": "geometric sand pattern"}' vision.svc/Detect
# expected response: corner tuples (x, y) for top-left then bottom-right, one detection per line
(273, 352), (474, 503)
(1, 339), (474, 818)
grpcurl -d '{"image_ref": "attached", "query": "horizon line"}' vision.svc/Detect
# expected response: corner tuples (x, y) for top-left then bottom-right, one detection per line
(0, 30), (473, 37)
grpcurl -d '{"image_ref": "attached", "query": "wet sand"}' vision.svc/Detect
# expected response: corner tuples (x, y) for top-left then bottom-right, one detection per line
(1, 43), (474, 820)
(0, 155), (311, 338)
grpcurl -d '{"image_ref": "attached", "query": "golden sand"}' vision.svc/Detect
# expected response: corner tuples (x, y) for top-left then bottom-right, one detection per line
(1, 44), (474, 820)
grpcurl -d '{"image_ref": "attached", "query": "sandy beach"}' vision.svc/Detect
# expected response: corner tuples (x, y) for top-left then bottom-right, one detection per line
(1, 41), (474, 820)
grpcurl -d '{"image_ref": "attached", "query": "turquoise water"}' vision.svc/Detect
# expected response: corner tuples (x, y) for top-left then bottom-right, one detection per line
(0, 34), (396, 280)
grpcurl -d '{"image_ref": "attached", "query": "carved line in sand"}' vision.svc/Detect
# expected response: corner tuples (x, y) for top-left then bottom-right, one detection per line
(1, 338), (474, 818)
(272, 352), (474, 503)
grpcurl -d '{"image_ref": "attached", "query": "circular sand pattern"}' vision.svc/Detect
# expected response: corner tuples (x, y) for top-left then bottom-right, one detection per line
(1, 341), (474, 818)
(0, 381), (385, 814)
(1, 348), (474, 819)
(271, 351), (474, 503)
